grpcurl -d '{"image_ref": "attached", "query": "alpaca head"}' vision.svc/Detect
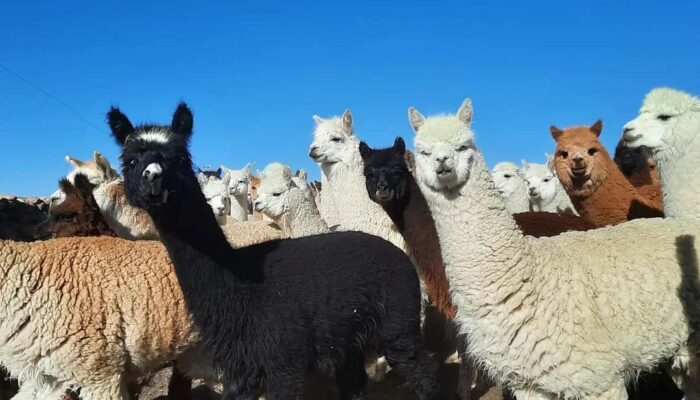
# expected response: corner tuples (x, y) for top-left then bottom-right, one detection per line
(551, 120), (610, 197)
(50, 151), (119, 207)
(613, 139), (655, 177)
(222, 163), (253, 197)
(107, 102), (195, 210)
(359, 137), (411, 207)
(492, 161), (528, 199)
(35, 174), (114, 239)
(622, 87), (700, 151)
(254, 163), (295, 219)
(198, 172), (231, 223)
(308, 110), (358, 166)
(522, 161), (559, 203)
(409, 99), (476, 192)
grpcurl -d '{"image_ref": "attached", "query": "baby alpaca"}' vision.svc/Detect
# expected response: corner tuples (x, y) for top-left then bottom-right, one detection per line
(522, 160), (577, 215)
(254, 163), (329, 238)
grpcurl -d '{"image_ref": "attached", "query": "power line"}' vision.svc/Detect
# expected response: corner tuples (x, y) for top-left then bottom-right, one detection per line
(0, 63), (107, 134)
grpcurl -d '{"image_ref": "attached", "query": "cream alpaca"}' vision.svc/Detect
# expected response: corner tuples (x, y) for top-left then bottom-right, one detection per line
(309, 110), (406, 250)
(410, 98), (700, 399)
(622, 87), (700, 221)
(254, 163), (329, 238)
(522, 160), (577, 215)
(0, 237), (215, 400)
(221, 163), (253, 221)
(492, 162), (530, 214)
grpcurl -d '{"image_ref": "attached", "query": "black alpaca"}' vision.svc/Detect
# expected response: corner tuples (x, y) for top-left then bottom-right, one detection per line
(107, 102), (439, 400)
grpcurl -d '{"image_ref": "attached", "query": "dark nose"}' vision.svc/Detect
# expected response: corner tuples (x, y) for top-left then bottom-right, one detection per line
(377, 180), (387, 190)
(623, 127), (634, 135)
(309, 147), (318, 158)
(573, 154), (584, 162)
(435, 155), (448, 162)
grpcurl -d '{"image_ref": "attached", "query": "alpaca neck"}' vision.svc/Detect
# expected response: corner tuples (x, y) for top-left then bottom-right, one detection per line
(93, 179), (159, 240)
(284, 189), (329, 238)
(316, 170), (337, 227)
(147, 176), (241, 275)
(418, 154), (533, 317)
(568, 156), (662, 226)
(654, 123), (700, 221)
(322, 156), (407, 251)
(229, 194), (249, 222)
(398, 179), (455, 318)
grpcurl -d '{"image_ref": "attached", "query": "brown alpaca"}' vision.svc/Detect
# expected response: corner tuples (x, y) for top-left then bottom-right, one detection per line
(512, 211), (594, 237)
(551, 120), (663, 227)
(34, 175), (117, 240)
(613, 139), (664, 211)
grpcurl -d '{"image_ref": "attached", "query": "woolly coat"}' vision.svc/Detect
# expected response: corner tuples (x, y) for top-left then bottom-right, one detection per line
(0, 237), (201, 399)
(93, 178), (160, 240)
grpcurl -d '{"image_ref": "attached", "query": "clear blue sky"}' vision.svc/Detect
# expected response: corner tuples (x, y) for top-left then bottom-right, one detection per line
(1, 1), (698, 196)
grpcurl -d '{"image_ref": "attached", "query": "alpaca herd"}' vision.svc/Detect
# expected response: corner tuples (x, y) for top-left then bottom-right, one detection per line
(0, 86), (698, 400)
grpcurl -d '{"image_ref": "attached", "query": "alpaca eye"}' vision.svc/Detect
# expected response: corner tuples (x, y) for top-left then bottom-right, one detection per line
(392, 171), (403, 177)
(366, 173), (375, 180)
(331, 137), (342, 143)
(57, 213), (77, 222)
(503, 174), (512, 178)
(456, 145), (469, 152)
(124, 159), (137, 168)
(657, 114), (672, 121)
(543, 178), (551, 183)
(273, 193), (282, 197)
(588, 148), (598, 156)
(419, 151), (430, 156)
(559, 151), (568, 159)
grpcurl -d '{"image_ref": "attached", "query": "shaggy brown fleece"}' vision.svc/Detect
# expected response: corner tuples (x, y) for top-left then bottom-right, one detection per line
(550, 120), (663, 227)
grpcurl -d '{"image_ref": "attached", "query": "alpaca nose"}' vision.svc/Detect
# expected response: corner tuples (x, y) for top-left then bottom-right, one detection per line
(309, 147), (319, 158)
(377, 180), (388, 190)
(573, 154), (584, 162)
(435, 155), (448, 163)
(143, 163), (163, 182)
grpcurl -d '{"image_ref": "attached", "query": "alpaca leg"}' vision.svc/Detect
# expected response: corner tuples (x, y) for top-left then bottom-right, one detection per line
(382, 333), (439, 400)
(167, 365), (193, 400)
(335, 349), (369, 400)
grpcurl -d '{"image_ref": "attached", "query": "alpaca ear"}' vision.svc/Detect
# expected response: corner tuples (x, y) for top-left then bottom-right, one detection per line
(404, 150), (415, 171)
(222, 171), (231, 186)
(298, 169), (308, 182)
(107, 107), (135, 146)
(243, 162), (254, 176)
(408, 107), (425, 132)
(65, 155), (84, 167)
(312, 115), (324, 125)
(73, 173), (96, 201)
(457, 99), (473, 125)
(282, 165), (292, 183)
(215, 168), (222, 178)
(171, 102), (194, 140)
(197, 172), (208, 186)
(393, 137), (406, 155)
(358, 142), (371, 160)
(521, 159), (530, 169)
(590, 119), (603, 137)
(58, 178), (75, 196)
(550, 125), (564, 141)
(342, 109), (353, 134)
(94, 151), (118, 180)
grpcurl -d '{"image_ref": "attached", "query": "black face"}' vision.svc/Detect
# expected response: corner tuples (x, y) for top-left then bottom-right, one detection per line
(359, 137), (410, 207)
(613, 139), (648, 176)
(107, 103), (195, 209)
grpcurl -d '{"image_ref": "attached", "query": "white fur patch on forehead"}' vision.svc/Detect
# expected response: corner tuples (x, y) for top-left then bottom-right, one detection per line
(641, 87), (700, 115)
(259, 163), (292, 193)
(201, 178), (227, 198)
(135, 128), (172, 144)
(523, 163), (553, 179)
(415, 115), (474, 146)
(493, 161), (520, 174)
(313, 116), (353, 137)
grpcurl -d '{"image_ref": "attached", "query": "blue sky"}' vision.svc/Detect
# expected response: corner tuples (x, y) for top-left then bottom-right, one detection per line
(1, 1), (698, 196)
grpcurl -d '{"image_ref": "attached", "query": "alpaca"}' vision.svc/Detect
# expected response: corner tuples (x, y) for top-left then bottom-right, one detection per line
(491, 162), (530, 214)
(35, 174), (117, 240)
(198, 172), (231, 225)
(409, 98), (700, 399)
(254, 163), (329, 238)
(221, 164), (253, 221)
(521, 160), (577, 215)
(49, 154), (120, 207)
(309, 110), (406, 250)
(108, 102), (439, 400)
(612, 139), (663, 211)
(552, 120), (664, 227)
(622, 87), (700, 222)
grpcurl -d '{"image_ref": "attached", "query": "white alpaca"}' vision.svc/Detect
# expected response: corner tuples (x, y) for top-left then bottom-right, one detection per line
(254, 163), (329, 238)
(522, 160), (577, 215)
(622, 87), (700, 221)
(491, 162), (530, 214)
(198, 172), (231, 225)
(221, 163), (253, 221)
(308, 110), (406, 251)
(409, 98), (700, 399)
